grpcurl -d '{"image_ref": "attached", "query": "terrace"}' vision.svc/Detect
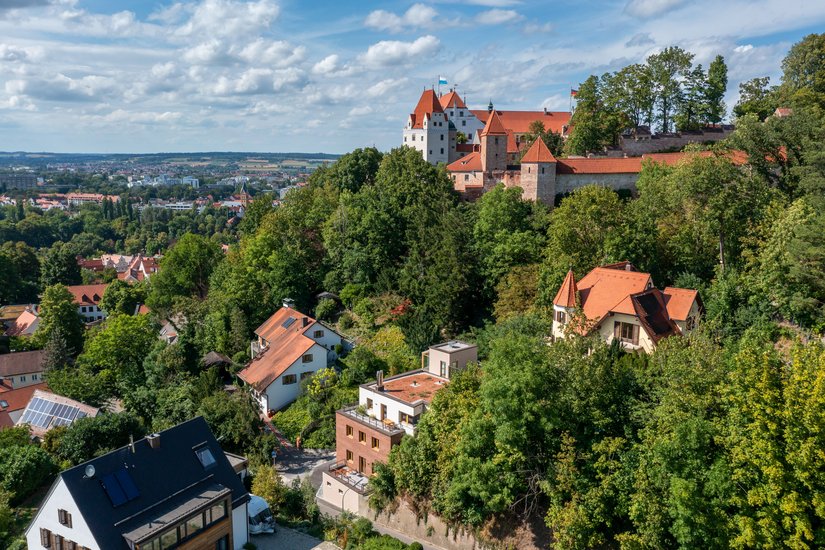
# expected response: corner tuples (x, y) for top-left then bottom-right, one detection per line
(339, 405), (405, 437)
(328, 463), (372, 494)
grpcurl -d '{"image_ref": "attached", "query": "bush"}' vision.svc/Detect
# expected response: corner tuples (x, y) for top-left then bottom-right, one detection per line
(409, 543), (424, 550)
(339, 311), (354, 331)
(0, 446), (57, 503)
(315, 298), (338, 321)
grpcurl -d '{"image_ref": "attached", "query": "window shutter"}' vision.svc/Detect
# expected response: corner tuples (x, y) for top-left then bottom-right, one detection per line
(40, 528), (51, 547)
(632, 324), (640, 345)
(613, 321), (620, 339)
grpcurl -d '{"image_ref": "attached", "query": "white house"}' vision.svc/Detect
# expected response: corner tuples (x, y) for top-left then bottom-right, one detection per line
(237, 305), (348, 414)
(66, 284), (109, 324)
(26, 417), (250, 550)
(0, 350), (46, 391)
(551, 262), (702, 353)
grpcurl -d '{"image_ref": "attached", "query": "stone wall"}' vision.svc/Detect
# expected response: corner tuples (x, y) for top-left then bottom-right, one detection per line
(555, 172), (638, 195)
(619, 128), (734, 156)
(360, 498), (481, 550)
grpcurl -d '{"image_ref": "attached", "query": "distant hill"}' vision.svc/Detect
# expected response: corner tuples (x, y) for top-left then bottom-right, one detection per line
(0, 151), (340, 168)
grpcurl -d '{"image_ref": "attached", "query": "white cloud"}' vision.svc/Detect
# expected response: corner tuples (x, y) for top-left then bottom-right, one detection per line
(365, 3), (437, 33)
(475, 9), (523, 25)
(366, 77), (408, 98)
(348, 106), (373, 116)
(624, 0), (685, 18)
(360, 35), (440, 67)
(524, 22), (553, 34)
(734, 44), (754, 53)
(177, 0), (280, 39)
(312, 54), (339, 74)
(238, 39), (306, 67)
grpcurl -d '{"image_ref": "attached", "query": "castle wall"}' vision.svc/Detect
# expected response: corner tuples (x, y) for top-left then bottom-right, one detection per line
(555, 173), (638, 195)
(619, 128), (734, 156)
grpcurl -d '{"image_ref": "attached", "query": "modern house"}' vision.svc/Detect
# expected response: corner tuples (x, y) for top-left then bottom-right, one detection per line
(26, 417), (250, 550)
(551, 262), (702, 353)
(0, 349), (46, 391)
(66, 284), (109, 324)
(321, 341), (475, 512)
(237, 305), (347, 414)
(16, 389), (99, 438)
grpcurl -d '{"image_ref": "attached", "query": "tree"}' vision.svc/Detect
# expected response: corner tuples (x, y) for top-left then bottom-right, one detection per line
(319, 147), (383, 194)
(519, 120), (564, 158)
(238, 193), (275, 235)
(50, 412), (146, 465)
(251, 465), (288, 511)
(99, 279), (147, 315)
(601, 63), (655, 131)
(34, 284), (84, 354)
(147, 233), (221, 312)
(647, 46), (694, 133)
(198, 390), (263, 454)
(706, 55), (728, 124)
(565, 76), (625, 156)
(733, 77), (778, 121)
(0, 241), (39, 304)
(675, 64), (707, 131)
(40, 242), (82, 288)
(0, 445), (57, 503)
(780, 32), (825, 110)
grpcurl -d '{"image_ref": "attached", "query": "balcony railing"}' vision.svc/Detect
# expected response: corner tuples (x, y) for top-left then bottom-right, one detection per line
(340, 405), (404, 436)
(328, 462), (372, 494)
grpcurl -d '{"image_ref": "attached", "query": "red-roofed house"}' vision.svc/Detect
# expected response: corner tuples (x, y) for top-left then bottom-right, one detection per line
(551, 262), (702, 353)
(237, 304), (349, 414)
(66, 284), (109, 324)
(403, 89), (452, 165)
(5, 308), (39, 337)
(0, 382), (48, 428)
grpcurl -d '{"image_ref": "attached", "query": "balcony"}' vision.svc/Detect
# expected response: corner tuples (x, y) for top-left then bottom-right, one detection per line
(339, 405), (405, 436)
(328, 462), (372, 494)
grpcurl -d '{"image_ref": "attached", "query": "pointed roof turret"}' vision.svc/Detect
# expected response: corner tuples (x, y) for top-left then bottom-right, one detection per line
(439, 90), (466, 110)
(553, 269), (578, 308)
(480, 110), (507, 136)
(521, 138), (557, 163)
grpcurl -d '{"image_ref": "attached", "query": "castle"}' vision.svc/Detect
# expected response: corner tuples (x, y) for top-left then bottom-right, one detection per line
(404, 89), (736, 206)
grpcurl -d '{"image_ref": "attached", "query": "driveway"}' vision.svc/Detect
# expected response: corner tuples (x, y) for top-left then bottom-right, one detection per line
(275, 447), (335, 485)
(251, 526), (339, 550)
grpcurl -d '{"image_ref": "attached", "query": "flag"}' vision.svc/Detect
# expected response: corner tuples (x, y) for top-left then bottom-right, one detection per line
(438, 76), (449, 86)
(570, 89), (578, 97)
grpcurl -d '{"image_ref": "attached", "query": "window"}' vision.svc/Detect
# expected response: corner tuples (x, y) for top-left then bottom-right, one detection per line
(366, 398), (373, 410)
(346, 425), (353, 438)
(541, 167), (545, 174)
(186, 512), (204, 536)
(380, 404), (387, 421)
(32, 374), (38, 380)
(301, 354), (313, 363)
(358, 456), (367, 473)
(300, 371), (313, 380)
(160, 528), (178, 549)
(440, 148), (444, 154)
(555, 310), (566, 324)
(359, 431), (366, 444)
(464, 174), (469, 181)
(195, 446), (216, 468)
(494, 137), (499, 144)
(58, 509), (72, 527)
(283, 374), (297, 385)
(462, 120), (466, 126)
(614, 322), (639, 345)
(371, 437), (380, 451)
(440, 361), (447, 378)
(54, 535), (64, 550)
(209, 502), (227, 523)
(215, 535), (229, 550)
(346, 449), (353, 463)
(440, 134), (444, 141)
(40, 528), (51, 548)
(80, 306), (86, 313)
(20, 375), (26, 382)
(313, 329), (324, 338)
(686, 316), (696, 330)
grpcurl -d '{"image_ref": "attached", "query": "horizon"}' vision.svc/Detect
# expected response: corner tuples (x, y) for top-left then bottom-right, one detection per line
(0, 0), (822, 154)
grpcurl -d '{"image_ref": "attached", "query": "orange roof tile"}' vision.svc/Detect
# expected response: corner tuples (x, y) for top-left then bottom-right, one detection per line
(575, 265), (652, 328)
(238, 307), (320, 391)
(409, 89), (444, 129)
(472, 110), (571, 135)
(5, 310), (38, 337)
(556, 157), (643, 174)
(446, 151), (483, 172)
(663, 287), (699, 321)
(0, 382), (48, 414)
(481, 110), (508, 136)
(439, 91), (466, 110)
(522, 138), (557, 163)
(66, 284), (108, 306)
(553, 270), (577, 308)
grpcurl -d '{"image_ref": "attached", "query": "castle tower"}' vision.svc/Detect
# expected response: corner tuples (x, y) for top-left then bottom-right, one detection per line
(403, 89), (450, 165)
(480, 110), (508, 172)
(520, 138), (557, 205)
(552, 269), (578, 339)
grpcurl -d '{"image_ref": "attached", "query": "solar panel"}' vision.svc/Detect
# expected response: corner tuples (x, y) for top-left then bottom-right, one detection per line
(18, 395), (91, 432)
(115, 468), (140, 501)
(101, 472), (128, 506)
(282, 317), (296, 328)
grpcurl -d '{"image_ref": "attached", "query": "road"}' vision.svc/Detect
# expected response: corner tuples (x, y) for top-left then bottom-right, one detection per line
(251, 525), (339, 550)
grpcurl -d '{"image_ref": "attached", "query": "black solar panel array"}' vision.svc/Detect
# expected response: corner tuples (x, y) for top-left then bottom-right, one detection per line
(19, 396), (89, 429)
(101, 468), (140, 507)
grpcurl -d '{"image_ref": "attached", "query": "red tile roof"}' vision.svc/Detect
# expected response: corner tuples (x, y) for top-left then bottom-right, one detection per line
(472, 109), (571, 135)
(375, 371), (448, 406)
(0, 382), (48, 414)
(556, 157), (643, 174)
(481, 110), (508, 136)
(522, 138), (557, 163)
(575, 264), (652, 329)
(5, 309), (38, 337)
(663, 287), (699, 321)
(238, 307), (320, 391)
(409, 89), (444, 129)
(446, 151), (483, 172)
(553, 270), (577, 308)
(0, 350), (45, 378)
(439, 91), (466, 110)
(66, 284), (108, 306)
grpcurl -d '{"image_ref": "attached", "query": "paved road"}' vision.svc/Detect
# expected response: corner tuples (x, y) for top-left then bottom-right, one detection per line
(275, 447), (335, 485)
(251, 525), (339, 550)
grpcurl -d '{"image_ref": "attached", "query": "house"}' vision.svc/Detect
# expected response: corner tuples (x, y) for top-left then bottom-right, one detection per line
(237, 304), (347, 414)
(0, 382), (49, 429)
(26, 417), (250, 550)
(0, 350), (46, 391)
(16, 389), (99, 438)
(551, 262), (702, 353)
(66, 284), (109, 324)
(0, 303), (33, 330)
(321, 341), (474, 512)
(5, 307), (39, 337)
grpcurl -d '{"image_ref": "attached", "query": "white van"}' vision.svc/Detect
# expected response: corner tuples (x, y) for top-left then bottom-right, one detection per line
(248, 494), (276, 535)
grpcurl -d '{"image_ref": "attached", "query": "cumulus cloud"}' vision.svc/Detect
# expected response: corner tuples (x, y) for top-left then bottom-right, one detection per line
(523, 22), (553, 34)
(177, 0), (280, 38)
(624, 0), (685, 18)
(625, 32), (655, 47)
(360, 35), (440, 67)
(475, 9), (523, 25)
(734, 44), (754, 53)
(365, 3), (437, 33)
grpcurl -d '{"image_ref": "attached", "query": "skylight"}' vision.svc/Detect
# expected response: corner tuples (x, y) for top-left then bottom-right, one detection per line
(195, 446), (216, 468)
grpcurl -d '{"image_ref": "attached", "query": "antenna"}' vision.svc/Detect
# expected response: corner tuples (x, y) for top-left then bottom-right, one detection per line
(84, 464), (96, 479)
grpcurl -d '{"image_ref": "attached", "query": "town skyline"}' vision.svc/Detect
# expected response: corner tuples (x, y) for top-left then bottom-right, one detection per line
(0, 0), (822, 154)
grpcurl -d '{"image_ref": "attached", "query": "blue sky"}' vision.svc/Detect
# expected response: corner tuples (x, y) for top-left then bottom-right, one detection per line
(0, 0), (822, 153)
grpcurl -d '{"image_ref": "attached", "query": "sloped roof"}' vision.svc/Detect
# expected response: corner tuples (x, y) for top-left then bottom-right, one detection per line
(409, 89), (444, 129)
(663, 287), (700, 321)
(556, 157), (643, 174)
(439, 91), (466, 110)
(631, 289), (681, 343)
(472, 109), (571, 135)
(446, 151), (483, 172)
(0, 350), (45, 377)
(239, 307), (320, 391)
(0, 382), (48, 410)
(48, 417), (248, 550)
(522, 138), (557, 163)
(481, 110), (508, 136)
(553, 270), (577, 308)
(5, 309), (39, 336)
(66, 284), (109, 306)
(575, 264), (652, 328)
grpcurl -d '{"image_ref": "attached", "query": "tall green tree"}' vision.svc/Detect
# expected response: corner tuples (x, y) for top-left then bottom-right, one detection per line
(565, 76), (625, 156)
(733, 77), (778, 121)
(647, 46), (694, 133)
(147, 233), (221, 312)
(34, 284), (84, 353)
(40, 241), (82, 288)
(706, 55), (728, 124)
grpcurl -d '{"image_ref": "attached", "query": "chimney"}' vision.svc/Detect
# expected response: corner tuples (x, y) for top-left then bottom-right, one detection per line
(283, 298), (295, 309)
(129, 434), (135, 454)
(376, 370), (384, 390)
(302, 317), (309, 327)
(147, 433), (161, 450)
(544, 107), (548, 114)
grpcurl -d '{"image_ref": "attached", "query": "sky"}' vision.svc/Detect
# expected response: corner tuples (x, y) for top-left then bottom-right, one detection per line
(0, 0), (822, 154)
